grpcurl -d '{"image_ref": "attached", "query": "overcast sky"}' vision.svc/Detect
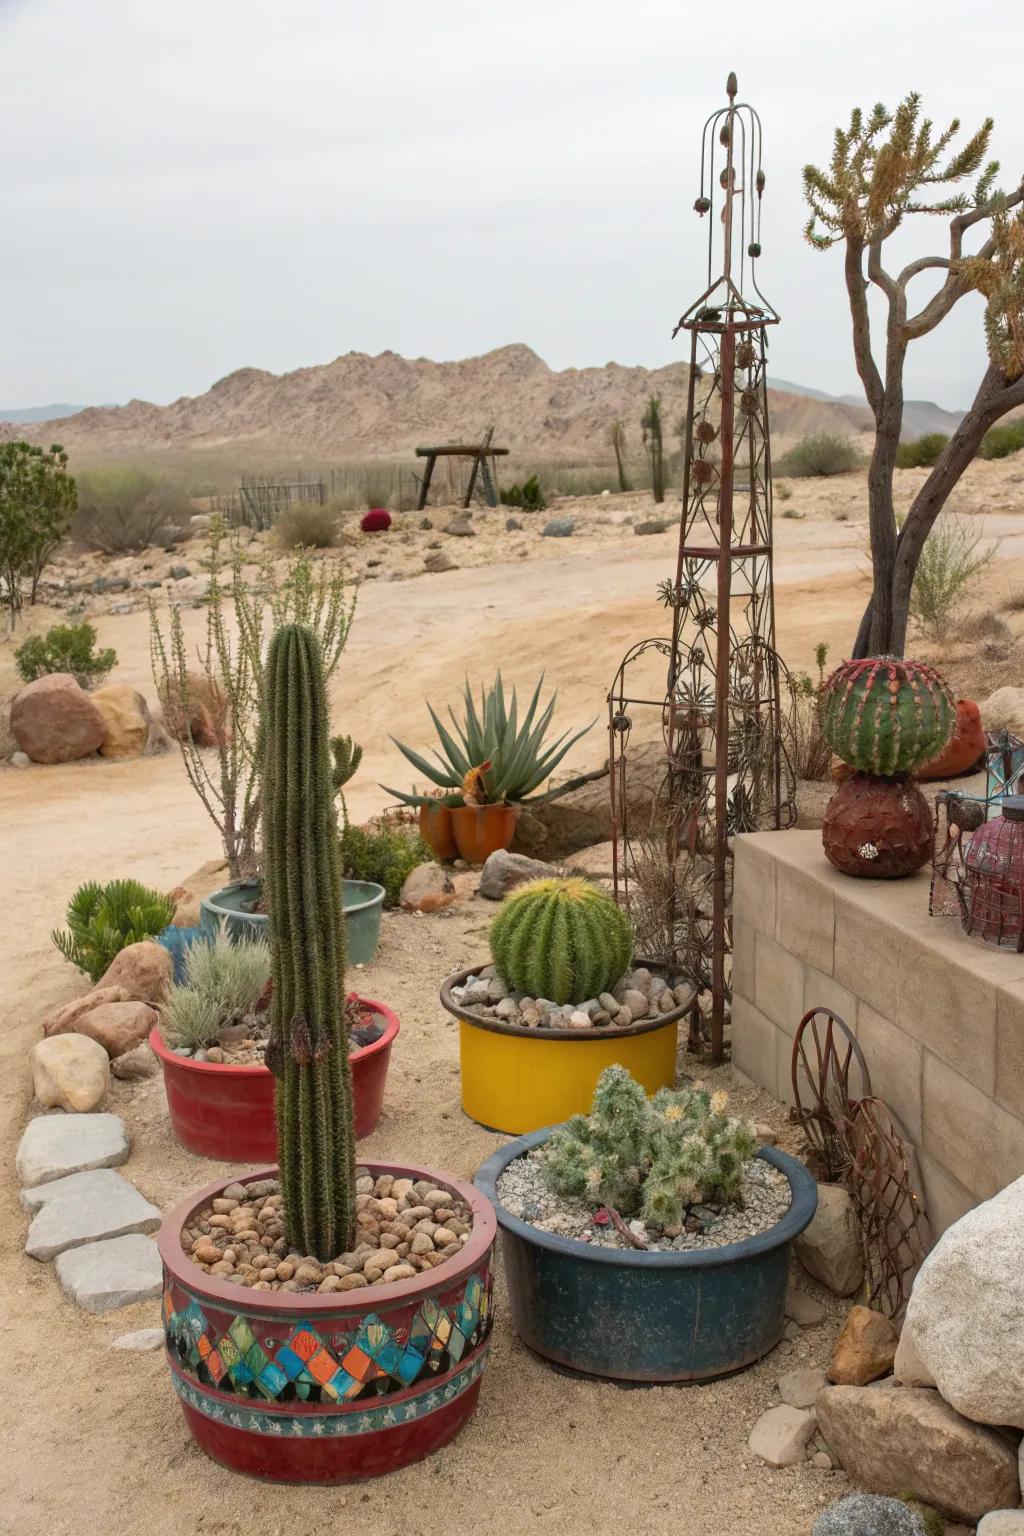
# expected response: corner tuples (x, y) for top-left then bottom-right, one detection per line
(2, 0), (1019, 412)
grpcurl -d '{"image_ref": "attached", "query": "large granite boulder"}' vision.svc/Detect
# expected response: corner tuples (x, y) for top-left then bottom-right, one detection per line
(903, 1175), (1024, 1429)
(91, 684), (150, 758)
(11, 673), (106, 763)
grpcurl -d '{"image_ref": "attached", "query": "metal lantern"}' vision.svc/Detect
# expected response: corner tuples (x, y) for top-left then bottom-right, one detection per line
(961, 795), (1024, 949)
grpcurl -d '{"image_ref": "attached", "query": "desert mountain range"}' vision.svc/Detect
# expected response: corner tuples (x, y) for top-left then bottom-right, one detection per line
(1, 344), (961, 459)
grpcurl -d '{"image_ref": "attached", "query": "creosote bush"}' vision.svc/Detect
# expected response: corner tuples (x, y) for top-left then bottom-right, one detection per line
(776, 433), (862, 478)
(896, 433), (950, 469)
(979, 418), (1024, 458)
(162, 927), (271, 1051)
(489, 877), (633, 1006)
(340, 822), (430, 907)
(73, 465), (191, 552)
(53, 878), (176, 983)
(908, 512), (998, 638)
(0, 440), (76, 626)
(273, 501), (342, 550)
(15, 620), (116, 689)
(542, 1066), (757, 1228)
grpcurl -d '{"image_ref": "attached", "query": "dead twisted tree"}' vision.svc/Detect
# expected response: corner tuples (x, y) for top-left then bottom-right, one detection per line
(804, 95), (1024, 657)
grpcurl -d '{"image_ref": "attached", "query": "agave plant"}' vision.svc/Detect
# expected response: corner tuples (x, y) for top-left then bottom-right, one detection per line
(382, 674), (594, 807)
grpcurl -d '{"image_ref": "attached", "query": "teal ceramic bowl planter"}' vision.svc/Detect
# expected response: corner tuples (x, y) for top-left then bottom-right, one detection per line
(475, 1131), (817, 1383)
(200, 879), (385, 966)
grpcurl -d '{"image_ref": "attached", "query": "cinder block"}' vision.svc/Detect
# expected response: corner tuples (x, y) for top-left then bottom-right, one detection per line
(731, 993), (778, 1098)
(802, 966), (857, 1034)
(995, 978), (1024, 1120)
(834, 894), (899, 1020)
(898, 936), (996, 1095)
(777, 860), (835, 973)
(732, 917), (755, 1003)
(733, 835), (777, 938)
(856, 1004), (923, 1144)
(916, 1151), (977, 1237)
(754, 932), (805, 1036)
(922, 1051), (1024, 1200)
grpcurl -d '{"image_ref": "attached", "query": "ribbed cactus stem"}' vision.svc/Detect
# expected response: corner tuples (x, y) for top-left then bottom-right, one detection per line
(489, 877), (634, 1006)
(819, 656), (954, 775)
(263, 623), (355, 1260)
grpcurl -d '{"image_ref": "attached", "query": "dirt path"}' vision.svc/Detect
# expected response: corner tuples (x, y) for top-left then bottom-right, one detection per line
(2, 500), (1017, 1535)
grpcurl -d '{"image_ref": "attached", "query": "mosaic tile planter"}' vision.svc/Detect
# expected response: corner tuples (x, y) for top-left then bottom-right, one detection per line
(150, 999), (400, 1162)
(475, 1133), (817, 1382)
(159, 1163), (497, 1482)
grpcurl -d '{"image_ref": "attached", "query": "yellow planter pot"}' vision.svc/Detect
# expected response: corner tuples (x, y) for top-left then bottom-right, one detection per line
(441, 966), (695, 1135)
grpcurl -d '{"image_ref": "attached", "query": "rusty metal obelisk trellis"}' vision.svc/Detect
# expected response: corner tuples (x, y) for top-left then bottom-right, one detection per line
(609, 73), (795, 1062)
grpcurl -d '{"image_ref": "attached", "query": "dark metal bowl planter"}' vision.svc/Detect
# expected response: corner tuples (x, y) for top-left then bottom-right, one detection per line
(440, 963), (695, 1135)
(159, 1163), (497, 1483)
(200, 879), (385, 965)
(475, 1131), (817, 1383)
(150, 999), (400, 1161)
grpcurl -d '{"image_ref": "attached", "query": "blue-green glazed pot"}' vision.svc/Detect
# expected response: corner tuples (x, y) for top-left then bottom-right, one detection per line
(200, 879), (385, 966)
(475, 1131), (817, 1383)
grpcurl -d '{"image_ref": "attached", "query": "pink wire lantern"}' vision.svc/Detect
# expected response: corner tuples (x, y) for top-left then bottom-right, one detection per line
(962, 795), (1024, 950)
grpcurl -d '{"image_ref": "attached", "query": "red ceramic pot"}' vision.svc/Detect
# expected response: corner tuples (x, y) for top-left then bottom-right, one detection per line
(418, 802), (459, 862)
(151, 999), (400, 1162)
(450, 804), (519, 864)
(822, 773), (933, 878)
(159, 1163), (496, 1482)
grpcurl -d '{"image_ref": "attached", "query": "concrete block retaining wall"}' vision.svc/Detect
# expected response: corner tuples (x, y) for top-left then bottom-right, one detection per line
(732, 830), (1024, 1235)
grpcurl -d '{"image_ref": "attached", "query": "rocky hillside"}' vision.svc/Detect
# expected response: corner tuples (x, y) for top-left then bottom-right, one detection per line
(3, 345), (874, 459)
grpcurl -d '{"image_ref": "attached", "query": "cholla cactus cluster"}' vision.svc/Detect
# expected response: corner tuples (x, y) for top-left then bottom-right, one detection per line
(819, 657), (954, 775)
(542, 1066), (758, 1229)
(489, 877), (634, 1006)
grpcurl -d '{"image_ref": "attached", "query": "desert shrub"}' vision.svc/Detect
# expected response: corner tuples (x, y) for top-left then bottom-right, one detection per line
(542, 1065), (757, 1227)
(273, 501), (342, 550)
(786, 643), (833, 782)
(73, 465), (191, 552)
(339, 822), (430, 907)
(162, 927), (270, 1050)
(0, 440), (76, 624)
(908, 513), (998, 639)
(776, 481), (793, 502)
(979, 419), (1024, 459)
(1000, 586), (1024, 612)
(500, 475), (546, 511)
(958, 610), (1013, 644)
(896, 432), (949, 468)
(52, 878), (176, 982)
(15, 621), (116, 689)
(776, 433), (862, 477)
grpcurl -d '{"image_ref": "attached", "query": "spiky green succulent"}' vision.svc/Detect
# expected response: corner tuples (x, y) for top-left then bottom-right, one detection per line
(52, 878), (176, 983)
(542, 1066), (758, 1228)
(381, 672), (594, 807)
(819, 656), (954, 775)
(263, 623), (355, 1261)
(489, 876), (633, 1006)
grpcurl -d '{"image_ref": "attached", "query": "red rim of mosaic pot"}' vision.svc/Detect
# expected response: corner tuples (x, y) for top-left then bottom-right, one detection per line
(149, 997), (400, 1159)
(159, 1163), (498, 1482)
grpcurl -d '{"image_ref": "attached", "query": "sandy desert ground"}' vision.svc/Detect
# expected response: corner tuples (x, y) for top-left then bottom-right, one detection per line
(1, 465), (1018, 1536)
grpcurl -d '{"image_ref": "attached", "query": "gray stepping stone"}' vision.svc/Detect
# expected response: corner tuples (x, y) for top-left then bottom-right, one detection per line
(20, 1167), (117, 1211)
(16, 1112), (128, 1188)
(25, 1169), (160, 1260)
(111, 1328), (165, 1352)
(55, 1234), (163, 1313)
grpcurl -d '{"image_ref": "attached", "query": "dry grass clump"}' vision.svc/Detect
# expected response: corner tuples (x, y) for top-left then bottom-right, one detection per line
(273, 501), (342, 550)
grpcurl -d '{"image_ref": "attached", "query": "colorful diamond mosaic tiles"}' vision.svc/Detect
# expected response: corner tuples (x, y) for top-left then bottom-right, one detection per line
(162, 1270), (491, 1406)
(173, 1347), (488, 1437)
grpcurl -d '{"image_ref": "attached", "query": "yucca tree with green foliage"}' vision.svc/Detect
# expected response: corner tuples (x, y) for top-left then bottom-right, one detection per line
(382, 673), (595, 808)
(803, 92), (1024, 657)
(53, 878), (176, 982)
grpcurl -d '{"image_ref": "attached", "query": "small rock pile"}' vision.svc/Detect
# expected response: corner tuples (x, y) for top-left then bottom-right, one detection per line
(183, 1171), (474, 1292)
(450, 963), (687, 1031)
(497, 1146), (791, 1251)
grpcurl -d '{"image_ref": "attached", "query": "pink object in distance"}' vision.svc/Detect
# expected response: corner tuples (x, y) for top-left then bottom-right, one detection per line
(361, 507), (392, 532)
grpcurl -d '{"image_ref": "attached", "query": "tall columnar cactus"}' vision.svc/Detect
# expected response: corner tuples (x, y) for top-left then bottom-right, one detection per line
(262, 623), (355, 1260)
(489, 877), (633, 1006)
(819, 657), (954, 776)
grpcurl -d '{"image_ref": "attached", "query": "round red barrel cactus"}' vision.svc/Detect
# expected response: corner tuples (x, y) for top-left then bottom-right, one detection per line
(819, 657), (954, 776)
(822, 772), (933, 878)
(361, 508), (392, 533)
